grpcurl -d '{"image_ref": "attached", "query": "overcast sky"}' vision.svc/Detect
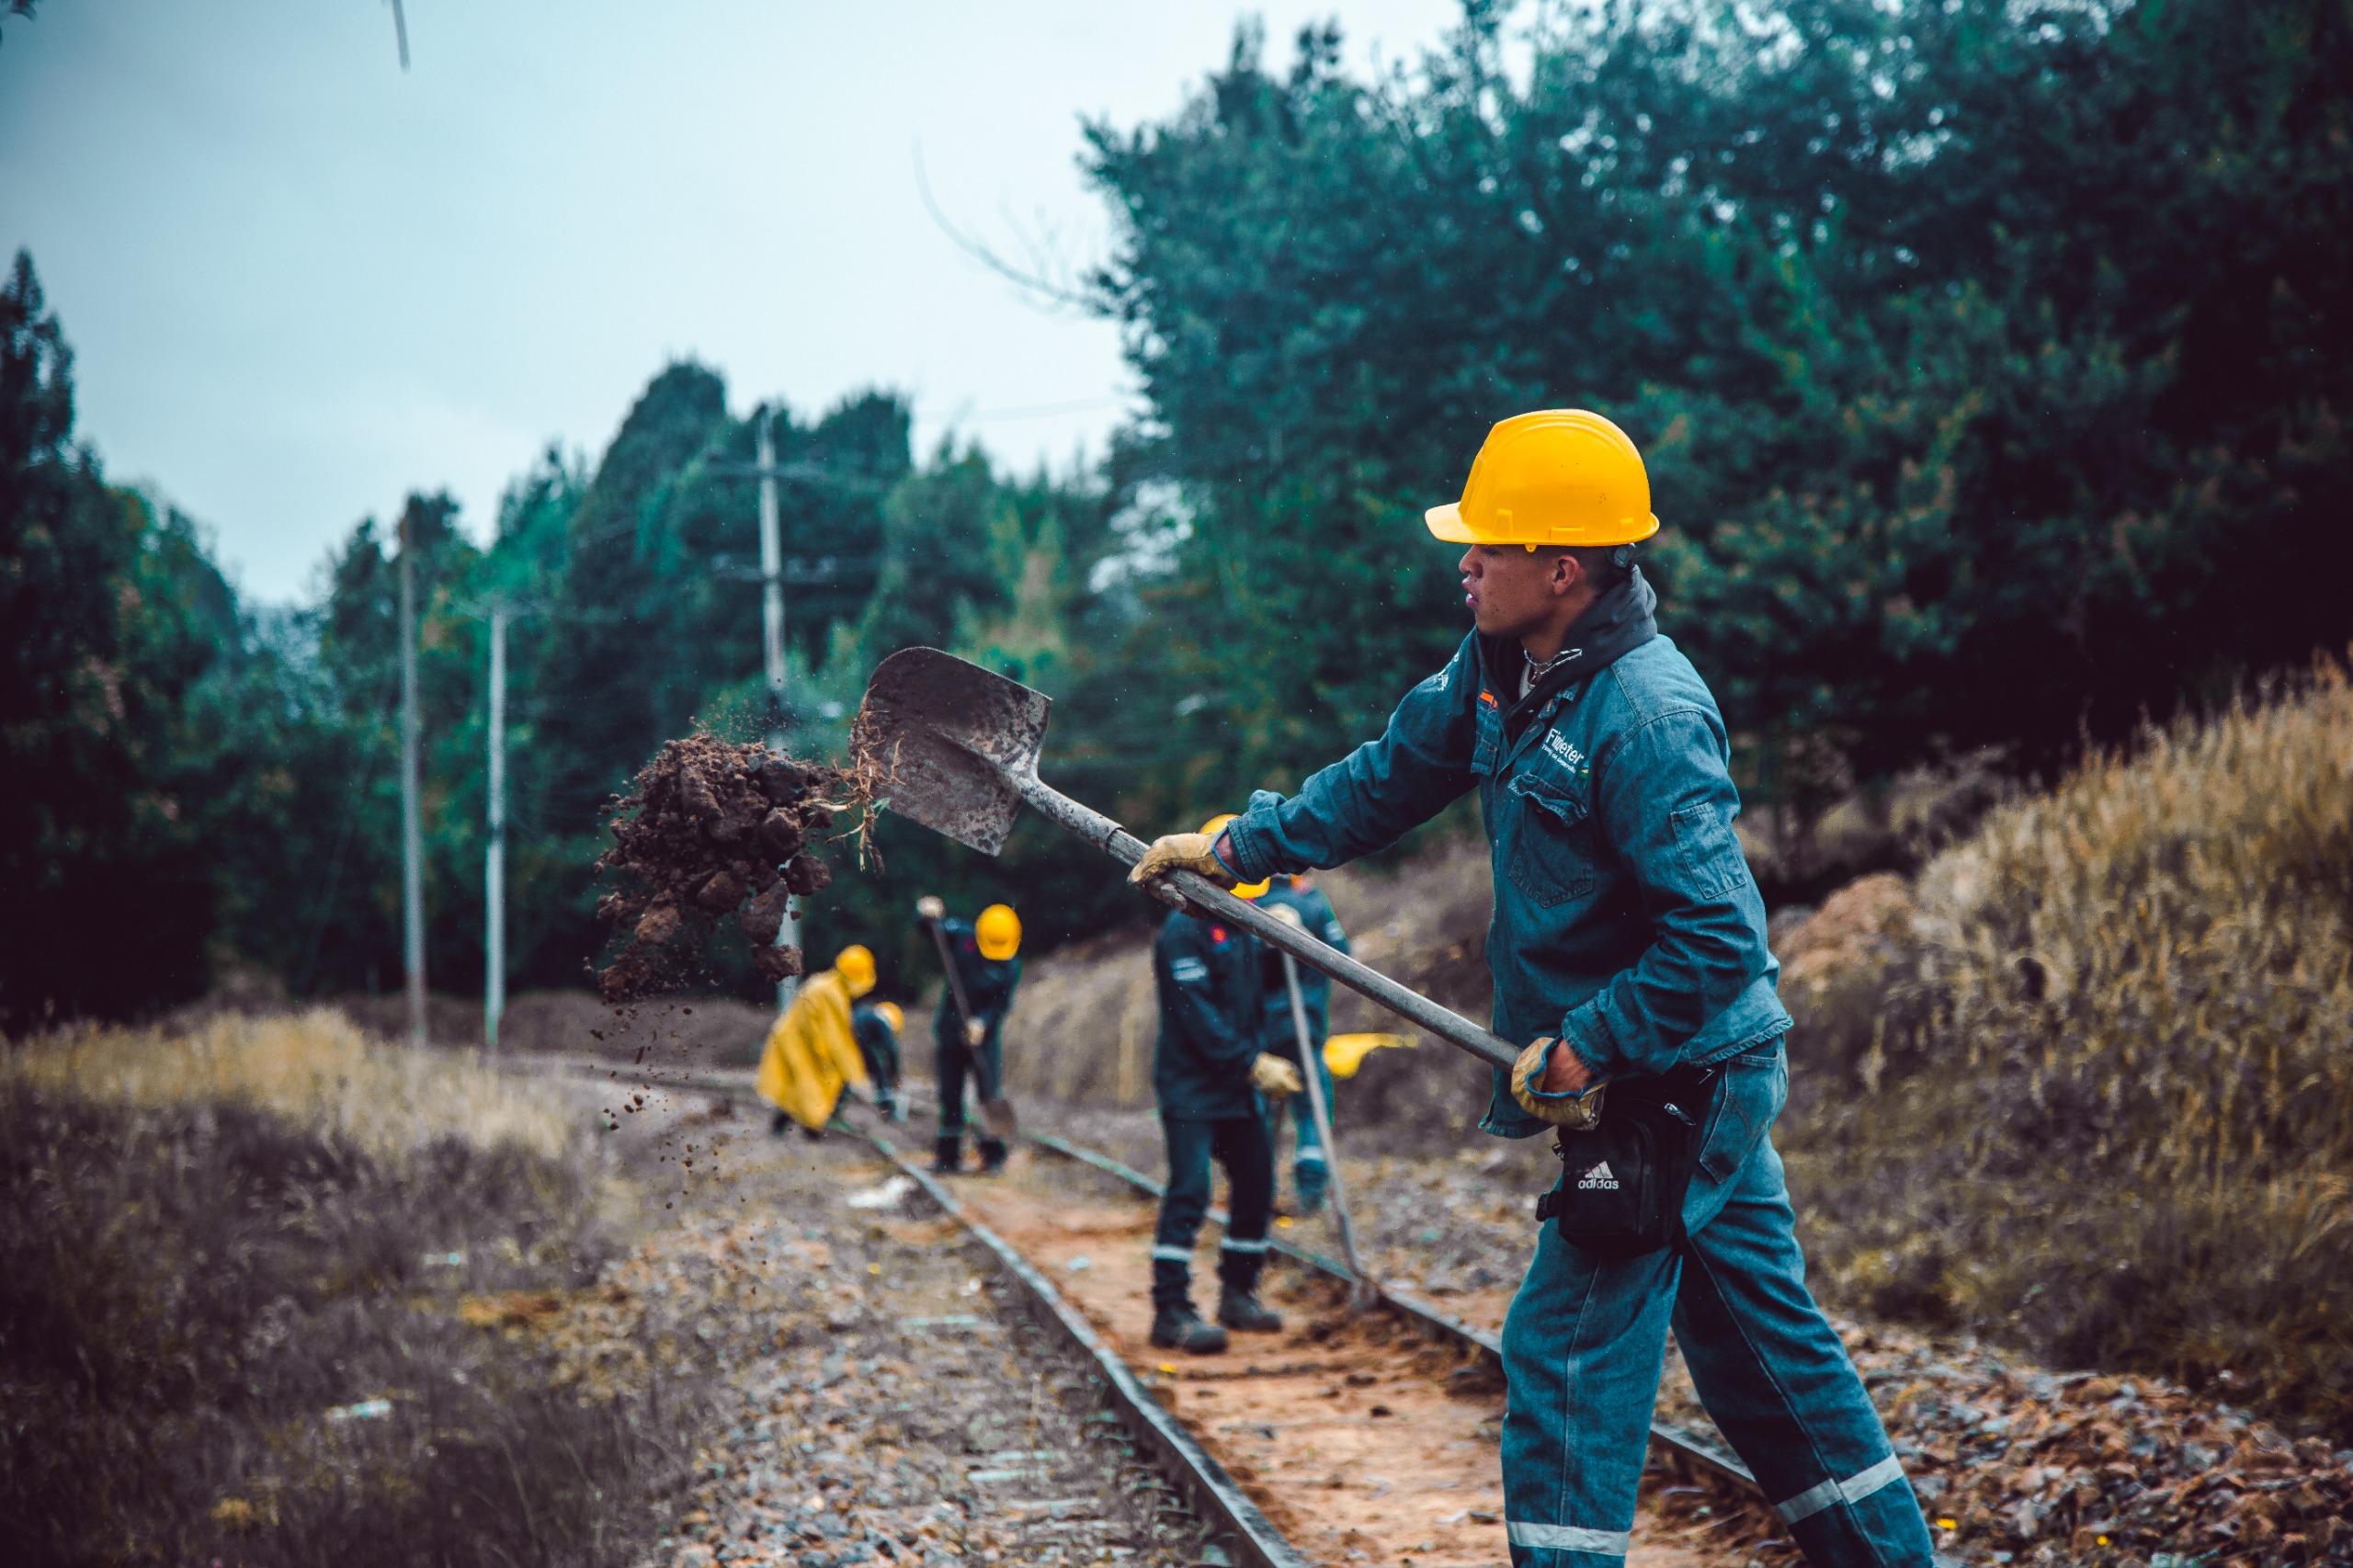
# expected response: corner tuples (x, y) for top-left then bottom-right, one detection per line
(0, 0), (1460, 601)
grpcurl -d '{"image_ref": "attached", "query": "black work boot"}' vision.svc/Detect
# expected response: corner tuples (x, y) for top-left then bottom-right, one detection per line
(977, 1137), (1009, 1174)
(1150, 1305), (1228, 1355)
(1216, 1286), (1284, 1334)
(931, 1136), (961, 1175)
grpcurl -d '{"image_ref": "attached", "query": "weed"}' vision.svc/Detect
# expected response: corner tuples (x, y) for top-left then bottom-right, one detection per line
(0, 1012), (710, 1566)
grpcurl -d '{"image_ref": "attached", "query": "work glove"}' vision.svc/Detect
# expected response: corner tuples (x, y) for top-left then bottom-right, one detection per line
(1249, 1052), (1304, 1097)
(964, 1017), (986, 1048)
(1127, 834), (1239, 891)
(915, 895), (946, 921)
(1265, 903), (1303, 930)
(1510, 1037), (1608, 1130)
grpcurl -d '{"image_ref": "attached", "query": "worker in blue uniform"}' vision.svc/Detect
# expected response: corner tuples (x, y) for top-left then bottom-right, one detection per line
(1146, 820), (1303, 1355)
(1254, 873), (1348, 1214)
(918, 897), (1024, 1175)
(1130, 412), (1935, 1567)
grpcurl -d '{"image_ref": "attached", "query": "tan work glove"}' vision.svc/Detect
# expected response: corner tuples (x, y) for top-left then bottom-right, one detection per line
(1127, 834), (1239, 891)
(915, 895), (946, 921)
(1510, 1037), (1608, 1129)
(964, 1017), (986, 1048)
(1265, 903), (1303, 929)
(1250, 1052), (1304, 1097)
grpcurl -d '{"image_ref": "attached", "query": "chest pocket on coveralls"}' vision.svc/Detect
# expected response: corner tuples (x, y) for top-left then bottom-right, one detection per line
(1505, 771), (1597, 908)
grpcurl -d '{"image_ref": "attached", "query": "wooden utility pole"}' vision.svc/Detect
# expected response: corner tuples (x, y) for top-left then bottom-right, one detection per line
(399, 510), (427, 1048)
(484, 598), (507, 1054)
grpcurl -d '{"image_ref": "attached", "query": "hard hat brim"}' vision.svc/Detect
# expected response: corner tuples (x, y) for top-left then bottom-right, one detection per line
(1425, 503), (1663, 547)
(1424, 503), (1478, 543)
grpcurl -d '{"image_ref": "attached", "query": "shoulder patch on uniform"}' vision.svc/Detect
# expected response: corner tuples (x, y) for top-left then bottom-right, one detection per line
(1324, 920), (1346, 943)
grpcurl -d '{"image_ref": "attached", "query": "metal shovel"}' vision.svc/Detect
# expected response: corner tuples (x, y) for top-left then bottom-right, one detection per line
(853, 647), (1601, 1122)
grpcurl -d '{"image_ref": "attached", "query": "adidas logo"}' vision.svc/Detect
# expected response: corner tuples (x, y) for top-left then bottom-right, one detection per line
(1576, 1161), (1620, 1191)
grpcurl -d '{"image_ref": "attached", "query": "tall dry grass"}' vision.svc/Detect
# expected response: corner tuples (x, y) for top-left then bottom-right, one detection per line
(0, 1011), (703, 1567)
(1779, 660), (2353, 1435)
(9, 1006), (577, 1161)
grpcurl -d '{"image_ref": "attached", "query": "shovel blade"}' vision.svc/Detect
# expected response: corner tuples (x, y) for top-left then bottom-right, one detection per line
(853, 648), (1051, 857)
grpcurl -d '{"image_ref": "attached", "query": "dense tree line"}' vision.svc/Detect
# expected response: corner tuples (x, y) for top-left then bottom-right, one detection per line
(6, 0), (2348, 1022)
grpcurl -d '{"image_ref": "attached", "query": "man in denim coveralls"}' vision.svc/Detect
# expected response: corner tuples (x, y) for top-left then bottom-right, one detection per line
(1130, 411), (1935, 1568)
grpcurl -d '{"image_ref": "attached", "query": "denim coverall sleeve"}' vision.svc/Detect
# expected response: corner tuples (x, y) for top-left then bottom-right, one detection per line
(1223, 642), (1479, 881)
(1555, 709), (1782, 1080)
(1156, 919), (1259, 1081)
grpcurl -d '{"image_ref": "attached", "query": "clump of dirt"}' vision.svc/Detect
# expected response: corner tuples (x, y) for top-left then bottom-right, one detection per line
(593, 736), (858, 1003)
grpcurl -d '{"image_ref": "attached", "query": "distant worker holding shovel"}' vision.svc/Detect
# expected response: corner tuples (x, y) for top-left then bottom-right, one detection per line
(1256, 873), (1348, 1215)
(1143, 816), (1301, 1355)
(1130, 413), (1935, 1566)
(756, 944), (875, 1140)
(915, 897), (1023, 1175)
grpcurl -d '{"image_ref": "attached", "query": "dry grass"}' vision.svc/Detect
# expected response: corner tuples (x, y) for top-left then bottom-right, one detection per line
(1779, 659), (2353, 1436)
(8, 1006), (576, 1162)
(0, 1012), (706, 1567)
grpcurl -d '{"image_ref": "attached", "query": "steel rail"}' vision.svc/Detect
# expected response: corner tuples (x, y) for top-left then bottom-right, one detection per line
(1022, 1131), (1761, 1493)
(507, 1054), (1756, 1490)
(846, 1124), (1312, 1568)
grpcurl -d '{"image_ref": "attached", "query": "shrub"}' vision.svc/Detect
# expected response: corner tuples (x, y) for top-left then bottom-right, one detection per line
(1779, 661), (2353, 1436)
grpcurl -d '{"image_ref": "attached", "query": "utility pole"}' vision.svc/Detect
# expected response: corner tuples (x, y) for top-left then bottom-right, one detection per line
(756, 406), (800, 1006)
(484, 598), (507, 1055)
(399, 510), (427, 1048)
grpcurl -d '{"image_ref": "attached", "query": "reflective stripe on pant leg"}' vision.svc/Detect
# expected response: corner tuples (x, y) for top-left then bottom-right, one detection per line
(1500, 1216), (1677, 1565)
(1672, 1133), (1935, 1568)
(1219, 1237), (1270, 1254)
(1506, 1522), (1631, 1557)
(1776, 1455), (1907, 1525)
(1150, 1244), (1194, 1264)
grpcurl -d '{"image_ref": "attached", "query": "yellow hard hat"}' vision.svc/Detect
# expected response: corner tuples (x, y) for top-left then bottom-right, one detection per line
(1199, 814), (1270, 899)
(975, 903), (1021, 961)
(875, 1000), (904, 1033)
(834, 944), (877, 997)
(1425, 410), (1660, 549)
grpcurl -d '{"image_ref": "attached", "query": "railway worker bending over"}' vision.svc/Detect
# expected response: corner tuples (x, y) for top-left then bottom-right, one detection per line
(1145, 820), (1303, 1355)
(1131, 412), (1936, 1566)
(757, 944), (875, 1140)
(1255, 871), (1348, 1215)
(853, 997), (906, 1122)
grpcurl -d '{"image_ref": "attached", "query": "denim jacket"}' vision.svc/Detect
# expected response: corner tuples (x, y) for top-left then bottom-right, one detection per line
(1222, 588), (1790, 1139)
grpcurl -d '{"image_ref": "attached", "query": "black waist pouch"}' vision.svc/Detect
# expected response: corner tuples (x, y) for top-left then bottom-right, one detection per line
(1534, 1069), (1715, 1258)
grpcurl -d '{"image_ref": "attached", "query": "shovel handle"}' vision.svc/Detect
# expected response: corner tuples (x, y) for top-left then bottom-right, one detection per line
(1010, 774), (1523, 1073)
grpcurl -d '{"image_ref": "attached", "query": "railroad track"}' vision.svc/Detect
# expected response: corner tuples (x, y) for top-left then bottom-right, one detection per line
(523, 1051), (1775, 1566)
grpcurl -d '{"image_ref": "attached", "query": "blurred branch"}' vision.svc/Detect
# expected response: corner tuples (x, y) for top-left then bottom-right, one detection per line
(912, 142), (1101, 316)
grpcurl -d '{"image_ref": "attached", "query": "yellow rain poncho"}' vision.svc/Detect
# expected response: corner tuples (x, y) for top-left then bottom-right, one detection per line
(756, 969), (871, 1131)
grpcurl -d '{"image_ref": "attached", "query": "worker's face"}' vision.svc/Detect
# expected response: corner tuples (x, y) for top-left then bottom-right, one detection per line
(1459, 544), (1579, 638)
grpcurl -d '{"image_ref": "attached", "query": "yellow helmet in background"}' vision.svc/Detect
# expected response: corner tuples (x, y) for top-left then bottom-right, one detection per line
(1199, 814), (1270, 899)
(834, 944), (877, 998)
(875, 1000), (904, 1033)
(976, 903), (1022, 961)
(1425, 409), (1660, 549)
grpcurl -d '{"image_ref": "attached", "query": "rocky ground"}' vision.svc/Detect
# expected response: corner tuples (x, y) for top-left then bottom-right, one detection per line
(541, 1074), (1220, 1568)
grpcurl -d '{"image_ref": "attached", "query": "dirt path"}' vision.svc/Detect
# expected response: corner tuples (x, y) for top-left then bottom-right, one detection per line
(940, 1146), (1727, 1568)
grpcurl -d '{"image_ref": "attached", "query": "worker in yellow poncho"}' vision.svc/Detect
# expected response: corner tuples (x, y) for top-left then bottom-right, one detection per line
(759, 945), (876, 1137)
